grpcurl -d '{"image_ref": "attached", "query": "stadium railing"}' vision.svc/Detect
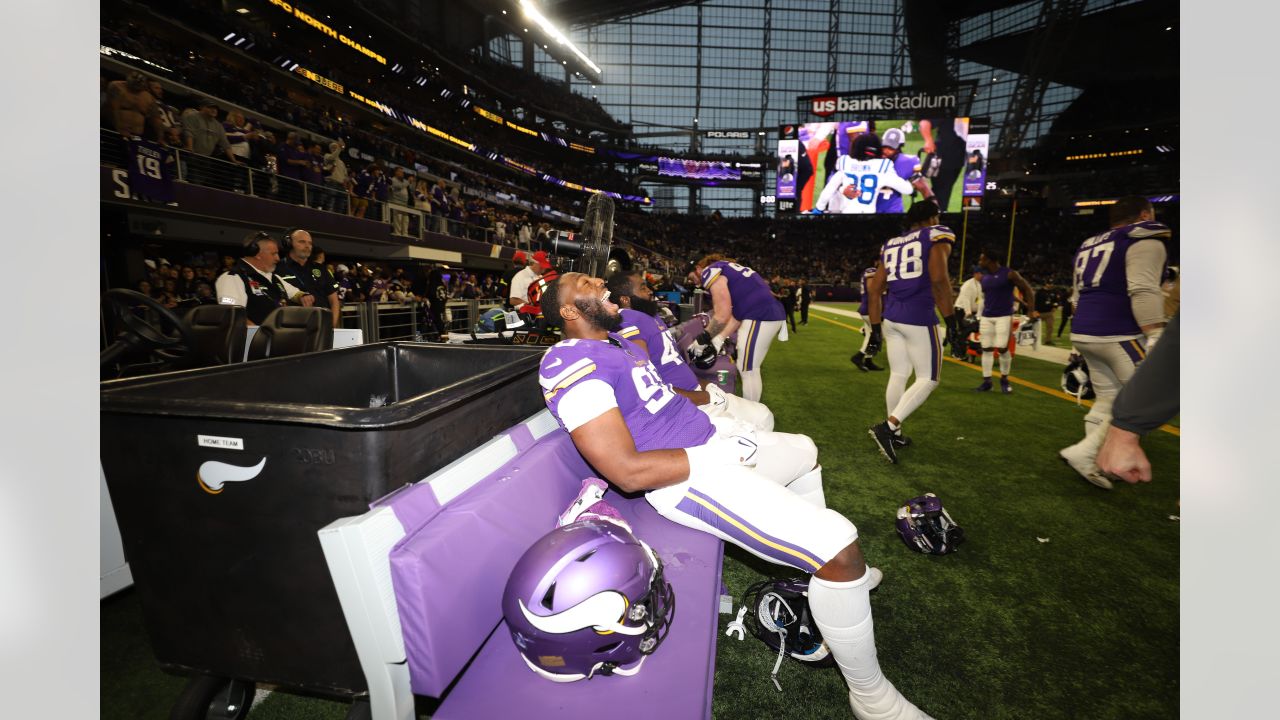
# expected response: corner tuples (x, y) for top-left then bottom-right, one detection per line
(339, 299), (502, 342)
(101, 128), (502, 245)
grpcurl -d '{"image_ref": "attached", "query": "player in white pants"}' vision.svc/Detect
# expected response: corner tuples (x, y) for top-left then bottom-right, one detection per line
(973, 250), (1037, 394)
(541, 272), (934, 719)
(881, 320), (944, 436)
(689, 255), (788, 404)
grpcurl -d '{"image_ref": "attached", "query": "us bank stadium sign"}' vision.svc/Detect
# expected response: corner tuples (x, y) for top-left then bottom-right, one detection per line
(798, 83), (977, 119)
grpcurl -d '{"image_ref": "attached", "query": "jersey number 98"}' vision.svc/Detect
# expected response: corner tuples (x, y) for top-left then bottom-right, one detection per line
(883, 241), (924, 281)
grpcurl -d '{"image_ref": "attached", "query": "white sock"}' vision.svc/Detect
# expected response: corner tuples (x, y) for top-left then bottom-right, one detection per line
(809, 574), (933, 720)
(740, 368), (763, 403)
(785, 465), (826, 509)
(998, 352), (1012, 376)
(981, 351), (994, 377)
(889, 379), (939, 426)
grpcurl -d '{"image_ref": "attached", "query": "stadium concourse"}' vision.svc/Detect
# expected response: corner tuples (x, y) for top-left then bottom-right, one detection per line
(99, 0), (1179, 718)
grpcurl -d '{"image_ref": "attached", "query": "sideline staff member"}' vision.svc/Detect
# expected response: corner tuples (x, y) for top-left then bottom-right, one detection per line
(216, 230), (314, 326)
(276, 228), (340, 326)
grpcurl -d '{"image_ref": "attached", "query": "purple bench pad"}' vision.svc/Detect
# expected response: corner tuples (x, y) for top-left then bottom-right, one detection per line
(388, 427), (588, 697)
(433, 486), (723, 720)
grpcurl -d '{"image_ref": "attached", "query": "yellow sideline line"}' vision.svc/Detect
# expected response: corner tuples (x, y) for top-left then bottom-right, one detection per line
(808, 311), (1180, 438)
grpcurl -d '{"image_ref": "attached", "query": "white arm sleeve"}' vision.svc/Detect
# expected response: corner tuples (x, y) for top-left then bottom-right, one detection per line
(880, 165), (915, 195)
(215, 274), (246, 306)
(555, 379), (619, 432)
(281, 277), (305, 299)
(815, 172), (843, 212)
(1126, 239), (1168, 328)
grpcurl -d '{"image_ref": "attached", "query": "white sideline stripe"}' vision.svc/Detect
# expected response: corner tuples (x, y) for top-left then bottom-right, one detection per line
(809, 304), (1073, 365)
(426, 432), (519, 505)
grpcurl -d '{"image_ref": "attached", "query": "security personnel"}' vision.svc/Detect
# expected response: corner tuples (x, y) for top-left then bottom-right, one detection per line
(216, 230), (313, 326)
(276, 228), (340, 326)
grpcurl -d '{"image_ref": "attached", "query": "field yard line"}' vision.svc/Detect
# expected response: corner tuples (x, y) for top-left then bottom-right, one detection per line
(807, 310), (1179, 437)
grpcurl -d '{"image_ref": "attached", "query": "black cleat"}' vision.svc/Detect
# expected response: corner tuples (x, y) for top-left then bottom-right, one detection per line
(973, 378), (993, 392)
(891, 432), (912, 449)
(863, 358), (884, 371)
(1001, 377), (1013, 394)
(868, 422), (899, 464)
(851, 352), (869, 372)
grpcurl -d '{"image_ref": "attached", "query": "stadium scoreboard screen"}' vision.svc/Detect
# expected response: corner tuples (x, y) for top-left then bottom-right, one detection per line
(777, 84), (987, 215)
(775, 117), (990, 215)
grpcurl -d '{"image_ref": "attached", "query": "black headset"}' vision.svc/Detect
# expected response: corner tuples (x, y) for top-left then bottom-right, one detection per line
(241, 230), (273, 258)
(280, 227), (303, 256)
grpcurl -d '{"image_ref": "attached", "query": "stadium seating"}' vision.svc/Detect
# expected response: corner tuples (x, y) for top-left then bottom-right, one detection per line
(246, 306), (334, 360)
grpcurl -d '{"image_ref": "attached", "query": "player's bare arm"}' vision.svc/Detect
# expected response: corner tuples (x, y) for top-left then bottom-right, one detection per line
(866, 262), (887, 325)
(568, 408), (691, 493)
(704, 278), (740, 339)
(928, 243), (955, 316)
(1009, 270), (1039, 319)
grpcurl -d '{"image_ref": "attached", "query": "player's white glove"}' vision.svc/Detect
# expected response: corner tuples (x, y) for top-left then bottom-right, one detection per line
(685, 427), (758, 478)
(702, 382), (729, 417)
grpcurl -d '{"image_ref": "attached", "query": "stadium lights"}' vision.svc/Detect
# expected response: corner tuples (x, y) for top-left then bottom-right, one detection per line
(235, 7), (250, 14)
(519, 0), (602, 75)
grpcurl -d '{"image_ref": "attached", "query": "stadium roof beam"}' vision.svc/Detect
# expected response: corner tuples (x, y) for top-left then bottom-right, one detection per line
(537, 0), (700, 27)
(994, 0), (1088, 158)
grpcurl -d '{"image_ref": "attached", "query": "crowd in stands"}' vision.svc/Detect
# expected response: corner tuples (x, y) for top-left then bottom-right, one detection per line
(132, 252), (514, 314)
(100, 8), (643, 239)
(104, 0), (1179, 318)
(614, 203), (1179, 301)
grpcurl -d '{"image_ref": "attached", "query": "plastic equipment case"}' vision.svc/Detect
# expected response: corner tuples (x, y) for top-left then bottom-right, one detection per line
(99, 342), (545, 712)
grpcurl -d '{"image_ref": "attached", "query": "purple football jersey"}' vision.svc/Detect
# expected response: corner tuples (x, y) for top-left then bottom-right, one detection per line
(618, 308), (700, 391)
(539, 333), (715, 452)
(857, 267), (877, 316)
(1072, 221), (1172, 337)
(126, 139), (175, 203)
(875, 153), (921, 213)
(699, 261), (785, 321)
(879, 225), (954, 325)
(980, 267), (1015, 317)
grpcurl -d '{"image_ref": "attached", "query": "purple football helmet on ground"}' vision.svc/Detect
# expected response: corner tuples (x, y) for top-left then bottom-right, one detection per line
(896, 493), (965, 555)
(502, 518), (675, 682)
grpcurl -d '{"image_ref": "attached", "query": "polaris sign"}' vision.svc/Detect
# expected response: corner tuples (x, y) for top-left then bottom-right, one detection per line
(807, 91), (957, 117)
(704, 130), (752, 139)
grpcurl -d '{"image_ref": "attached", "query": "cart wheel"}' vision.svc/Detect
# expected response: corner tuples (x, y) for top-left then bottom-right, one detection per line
(168, 675), (255, 720)
(345, 698), (372, 720)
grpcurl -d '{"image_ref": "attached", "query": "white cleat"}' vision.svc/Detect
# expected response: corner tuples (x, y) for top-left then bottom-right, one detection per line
(1058, 444), (1113, 490)
(865, 566), (883, 591)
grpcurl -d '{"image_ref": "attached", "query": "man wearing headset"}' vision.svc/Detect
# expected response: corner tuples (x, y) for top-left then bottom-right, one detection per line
(215, 230), (314, 326)
(276, 228), (341, 326)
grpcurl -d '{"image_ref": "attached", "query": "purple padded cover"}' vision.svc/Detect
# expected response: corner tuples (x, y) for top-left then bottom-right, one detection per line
(388, 428), (589, 696)
(433, 488), (723, 720)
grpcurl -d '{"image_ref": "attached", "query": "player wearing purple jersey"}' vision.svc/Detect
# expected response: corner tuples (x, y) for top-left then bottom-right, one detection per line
(973, 250), (1038, 394)
(863, 201), (964, 464)
(538, 272), (934, 720)
(850, 265), (884, 372)
(1059, 196), (1171, 490)
(608, 271), (774, 431)
(688, 256), (786, 403)
(875, 128), (925, 214)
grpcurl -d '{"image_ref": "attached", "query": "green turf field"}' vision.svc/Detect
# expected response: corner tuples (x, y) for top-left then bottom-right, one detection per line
(101, 311), (1178, 719)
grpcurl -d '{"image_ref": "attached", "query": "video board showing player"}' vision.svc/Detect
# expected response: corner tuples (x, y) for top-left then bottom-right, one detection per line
(775, 118), (989, 215)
